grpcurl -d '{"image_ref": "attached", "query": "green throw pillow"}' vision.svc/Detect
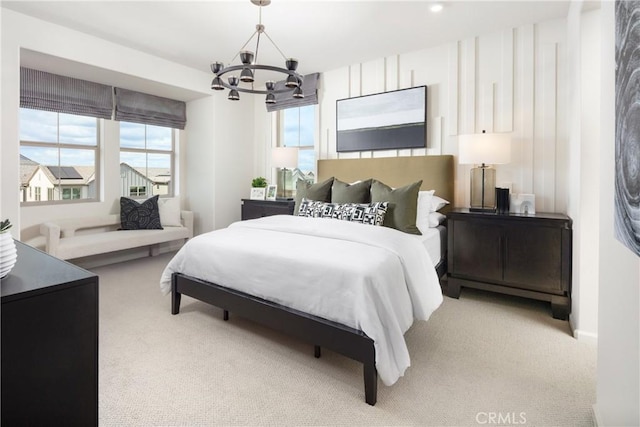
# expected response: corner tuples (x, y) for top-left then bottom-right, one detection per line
(294, 177), (334, 214)
(370, 179), (422, 235)
(331, 179), (372, 204)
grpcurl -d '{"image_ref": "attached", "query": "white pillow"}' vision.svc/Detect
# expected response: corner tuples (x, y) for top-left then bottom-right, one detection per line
(431, 195), (450, 212)
(428, 212), (446, 227)
(416, 190), (435, 234)
(157, 197), (182, 227)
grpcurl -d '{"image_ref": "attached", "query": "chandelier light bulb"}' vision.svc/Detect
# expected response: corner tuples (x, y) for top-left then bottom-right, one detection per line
(265, 92), (276, 104)
(228, 76), (239, 87)
(211, 77), (224, 90)
(211, 62), (224, 74)
(240, 51), (255, 65)
(228, 89), (240, 101)
(240, 68), (254, 83)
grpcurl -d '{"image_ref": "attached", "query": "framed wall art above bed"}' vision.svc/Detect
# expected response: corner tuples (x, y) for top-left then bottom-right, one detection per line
(336, 86), (427, 152)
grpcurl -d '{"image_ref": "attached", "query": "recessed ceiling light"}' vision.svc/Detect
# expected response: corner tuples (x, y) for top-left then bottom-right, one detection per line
(430, 3), (443, 13)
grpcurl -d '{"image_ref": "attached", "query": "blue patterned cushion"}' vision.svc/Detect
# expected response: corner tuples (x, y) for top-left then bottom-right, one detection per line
(120, 195), (163, 230)
(297, 199), (388, 226)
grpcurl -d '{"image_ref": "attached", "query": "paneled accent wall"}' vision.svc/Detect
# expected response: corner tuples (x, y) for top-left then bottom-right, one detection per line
(317, 18), (568, 212)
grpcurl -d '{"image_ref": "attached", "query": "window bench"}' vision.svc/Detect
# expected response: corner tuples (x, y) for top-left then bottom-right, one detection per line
(39, 211), (194, 260)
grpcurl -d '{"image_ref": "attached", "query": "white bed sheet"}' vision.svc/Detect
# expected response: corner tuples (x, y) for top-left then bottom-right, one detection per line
(413, 227), (442, 267)
(160, 215), (443, 386)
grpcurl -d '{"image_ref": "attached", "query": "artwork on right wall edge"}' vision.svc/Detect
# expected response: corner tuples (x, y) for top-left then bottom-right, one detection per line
(614, 0), (640, 257)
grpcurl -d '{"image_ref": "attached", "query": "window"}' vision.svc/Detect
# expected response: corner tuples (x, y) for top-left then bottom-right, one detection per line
(129, 186), (147, 197)
(279, 105), (317, 194)
(20, 108), (99, 204)
(120, 122), (174, 198)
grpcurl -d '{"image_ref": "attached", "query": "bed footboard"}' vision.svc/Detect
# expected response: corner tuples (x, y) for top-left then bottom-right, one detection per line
(171, 273), (378, 405)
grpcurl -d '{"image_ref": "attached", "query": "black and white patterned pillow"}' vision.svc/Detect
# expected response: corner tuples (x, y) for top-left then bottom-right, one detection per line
(120, 195), (163, 230)
(298, 199), (388, 226)
(297, 199), (326, 218)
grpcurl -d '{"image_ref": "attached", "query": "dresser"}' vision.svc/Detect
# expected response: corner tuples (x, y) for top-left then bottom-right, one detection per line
(1, 241), (99, 426)
(241, 198), (296, 220)
(446, 209), (572, 320)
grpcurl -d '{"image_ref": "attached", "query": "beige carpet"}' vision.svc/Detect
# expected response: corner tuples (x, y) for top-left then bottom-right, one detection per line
(94, 253), (596, 426)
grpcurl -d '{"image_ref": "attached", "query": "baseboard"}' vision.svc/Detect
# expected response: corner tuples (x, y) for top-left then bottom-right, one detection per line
(570, 315), (598, 344)
(573, 328), (598, 345)
(592, 404), (603, 427)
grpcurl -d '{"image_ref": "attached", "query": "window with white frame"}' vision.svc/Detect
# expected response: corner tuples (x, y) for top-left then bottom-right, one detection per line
(279, 105), (316, 194)
(19, 108), (99, 204)
(119, 122), (174, 198)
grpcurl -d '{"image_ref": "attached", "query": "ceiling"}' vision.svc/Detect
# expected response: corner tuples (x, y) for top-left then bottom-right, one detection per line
(2, 1), (588, 101)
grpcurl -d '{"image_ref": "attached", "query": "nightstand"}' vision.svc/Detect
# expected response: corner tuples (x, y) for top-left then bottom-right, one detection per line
(241, 198), (295, 220)
(446, 208), (572, 320)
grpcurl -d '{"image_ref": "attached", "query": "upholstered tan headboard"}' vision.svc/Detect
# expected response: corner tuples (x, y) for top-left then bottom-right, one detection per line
(317, 155), (455, 212)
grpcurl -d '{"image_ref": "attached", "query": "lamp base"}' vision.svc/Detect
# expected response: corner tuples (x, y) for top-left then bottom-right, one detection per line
(469, 165), (496, 211)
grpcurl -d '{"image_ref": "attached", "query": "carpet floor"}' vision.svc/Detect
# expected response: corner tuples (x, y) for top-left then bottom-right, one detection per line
(94, 252), (596, 426)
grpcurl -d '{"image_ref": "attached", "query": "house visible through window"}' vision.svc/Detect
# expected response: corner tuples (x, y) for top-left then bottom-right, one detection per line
(279, 105), (316, 195)
(120, 122), (174, 198)
(19, 108), (99, 204)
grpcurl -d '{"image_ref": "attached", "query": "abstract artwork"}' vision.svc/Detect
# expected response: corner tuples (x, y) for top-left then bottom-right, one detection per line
(615, 0), (640, 256)
(336, 86), (427, 152)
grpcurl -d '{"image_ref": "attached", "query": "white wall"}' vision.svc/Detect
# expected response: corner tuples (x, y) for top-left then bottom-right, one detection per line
(254, 17), (601, 337)
(594, 2), (640, 425)
(1, 9), (252, 263)
(314, 19), (569, 214)
(566, 3), (601, 343)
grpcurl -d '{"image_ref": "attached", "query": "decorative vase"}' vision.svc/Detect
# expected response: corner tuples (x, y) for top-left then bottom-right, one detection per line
(0, 232), (17, 279)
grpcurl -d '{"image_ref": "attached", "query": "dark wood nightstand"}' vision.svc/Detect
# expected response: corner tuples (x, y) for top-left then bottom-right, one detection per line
(241, 198), (295, 220)
(446, 208), (572, 320)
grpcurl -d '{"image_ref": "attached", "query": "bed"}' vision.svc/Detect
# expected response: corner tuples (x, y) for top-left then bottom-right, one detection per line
(161, 155), (454, 405)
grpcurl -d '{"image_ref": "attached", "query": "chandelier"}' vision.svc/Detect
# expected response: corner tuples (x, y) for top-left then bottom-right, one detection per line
(210, 0), (303, 104)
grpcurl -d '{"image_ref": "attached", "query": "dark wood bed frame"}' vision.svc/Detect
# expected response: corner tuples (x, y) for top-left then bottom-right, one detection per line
(170, 156), (454, 405)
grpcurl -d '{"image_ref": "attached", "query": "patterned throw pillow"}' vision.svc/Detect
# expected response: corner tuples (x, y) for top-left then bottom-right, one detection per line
(297, 199), (388, 226)
(120, 195), (163, 230)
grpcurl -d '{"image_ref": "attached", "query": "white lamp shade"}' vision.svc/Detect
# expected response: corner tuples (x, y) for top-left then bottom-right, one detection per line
(272, 147), (299, 168)
(458, 132), (511, 165)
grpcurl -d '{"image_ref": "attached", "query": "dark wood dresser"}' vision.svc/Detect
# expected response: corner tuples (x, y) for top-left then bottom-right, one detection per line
(446, 208), (572, 319)
(1, 241), (98, 426)
(241, 198), (295, 220)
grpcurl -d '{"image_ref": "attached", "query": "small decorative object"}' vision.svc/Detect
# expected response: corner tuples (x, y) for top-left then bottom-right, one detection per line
(250, 188), (266, 200)
(250, 178), (268, 200)
(495, 188), (510, 214)
(251, 177), (268, 188)
(0, 219), (17, 279)
(266, 184), (277, 201)
(510, 194), (536, 215)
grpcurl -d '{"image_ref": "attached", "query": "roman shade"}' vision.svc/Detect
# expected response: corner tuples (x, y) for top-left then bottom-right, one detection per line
(266, 72), (319, 113)
(20, 67), (113, 119)
(114, 87), (186, 130)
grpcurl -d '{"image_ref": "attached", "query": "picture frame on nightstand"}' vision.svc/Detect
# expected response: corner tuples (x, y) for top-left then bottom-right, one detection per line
(250, 187), (266, 200)
(266, 185), (277, 201)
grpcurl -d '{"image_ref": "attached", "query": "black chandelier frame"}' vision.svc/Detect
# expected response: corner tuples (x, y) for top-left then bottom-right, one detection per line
(210, 0), (304, 102)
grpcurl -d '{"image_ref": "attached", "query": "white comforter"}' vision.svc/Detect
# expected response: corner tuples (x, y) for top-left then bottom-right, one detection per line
(160, 215), (443, 386)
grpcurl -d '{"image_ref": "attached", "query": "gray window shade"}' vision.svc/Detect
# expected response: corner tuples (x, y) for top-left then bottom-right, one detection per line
(114, 88), (186, 130)
(20, 67), (113, 119)
(266, 73), (319, 113)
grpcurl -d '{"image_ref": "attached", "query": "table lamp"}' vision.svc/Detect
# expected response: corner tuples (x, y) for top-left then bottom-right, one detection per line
(458, 131), (511, 212)
(271, 147), (299, 199)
